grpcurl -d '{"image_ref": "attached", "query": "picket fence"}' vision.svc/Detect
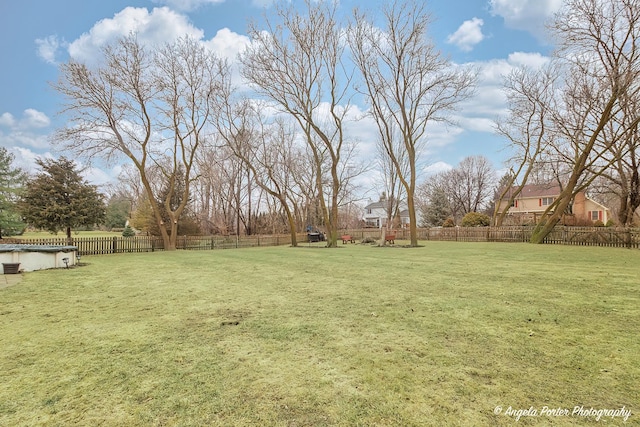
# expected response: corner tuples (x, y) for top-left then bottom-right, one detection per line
(4, 226), (639, 256)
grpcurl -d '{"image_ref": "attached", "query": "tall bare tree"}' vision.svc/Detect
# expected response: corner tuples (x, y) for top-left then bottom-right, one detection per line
(593, 84), (640, 225)
(494, 66), (555, 225)
(53, 35), (228, 250)
(214, 92), (304, 246)
(239, 0), (355, 247)
(350, 0), (476, 246)
(373, 125), (409, 244)
(530, 0), (640, 242)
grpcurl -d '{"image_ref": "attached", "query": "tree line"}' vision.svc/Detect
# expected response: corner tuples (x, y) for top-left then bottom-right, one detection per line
(2, 0), (639, 247)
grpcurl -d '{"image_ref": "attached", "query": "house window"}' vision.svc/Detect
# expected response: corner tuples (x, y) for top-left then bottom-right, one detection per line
(366, 208), (372, 214)
(541, 197), (554, 206)
(591, 211), (602, 221)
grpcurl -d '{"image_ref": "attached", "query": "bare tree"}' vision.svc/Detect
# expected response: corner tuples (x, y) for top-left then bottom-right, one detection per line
(530, 0), (640, 242)
(446, 156), (496, 215)
(592, 85), (640, 225)
(350, 0), (476, 246)
(373, 125), (409, 244)
(239, 0), (355, 247)
(214, 92), (305, 246)
(53, 35), (228, 250)
(494, 66), (555, 225)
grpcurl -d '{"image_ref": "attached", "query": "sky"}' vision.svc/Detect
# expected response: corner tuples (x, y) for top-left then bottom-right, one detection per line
(0, 0), (562, 193)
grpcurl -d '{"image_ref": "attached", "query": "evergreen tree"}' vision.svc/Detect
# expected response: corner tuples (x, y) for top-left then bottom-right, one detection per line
(422, 187), (451, 227)
(19, 157), (106, 239)
(105, 196), (131, 230)
(0, 148), (27, 237)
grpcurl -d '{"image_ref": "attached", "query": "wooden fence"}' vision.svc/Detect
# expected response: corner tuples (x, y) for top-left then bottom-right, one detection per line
(5, 233), (308, 256)
(3, 227), (638, 256)
(341, 226), (640, 248)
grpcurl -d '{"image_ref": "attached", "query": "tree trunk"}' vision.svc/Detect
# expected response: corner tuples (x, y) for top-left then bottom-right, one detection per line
(407, 191), (418, 246)
(282, 198), (298, 247)
(530, 186), (574, 244)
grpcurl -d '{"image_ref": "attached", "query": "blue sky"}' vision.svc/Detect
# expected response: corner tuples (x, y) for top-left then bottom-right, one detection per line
(0, 0), (561, 189)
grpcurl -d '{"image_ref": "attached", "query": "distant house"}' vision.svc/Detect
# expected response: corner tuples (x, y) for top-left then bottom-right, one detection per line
(363, 197), (411, 228)
(496, 184), (610, 225)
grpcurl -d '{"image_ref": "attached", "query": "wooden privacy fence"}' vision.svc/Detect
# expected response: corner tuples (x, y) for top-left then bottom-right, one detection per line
(341, 226), (640, 248)
(6, 234), (308, 256)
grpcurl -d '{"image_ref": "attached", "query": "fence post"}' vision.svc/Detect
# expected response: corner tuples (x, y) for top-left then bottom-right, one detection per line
(112, 236), (118, 254)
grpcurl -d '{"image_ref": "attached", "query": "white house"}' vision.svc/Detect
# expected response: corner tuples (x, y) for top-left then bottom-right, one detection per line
(363, 196), (412, 228)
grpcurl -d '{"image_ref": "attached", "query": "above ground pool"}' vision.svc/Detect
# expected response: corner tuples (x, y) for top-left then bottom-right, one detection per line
(0, 244), (78, 273)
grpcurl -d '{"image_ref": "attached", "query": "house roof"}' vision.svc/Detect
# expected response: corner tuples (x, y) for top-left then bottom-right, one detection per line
(364, 201), (387, 210)
(499, 183), (562, 200)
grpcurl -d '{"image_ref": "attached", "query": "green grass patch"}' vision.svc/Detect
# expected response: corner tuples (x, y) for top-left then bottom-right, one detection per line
(1, 242), (638, 426)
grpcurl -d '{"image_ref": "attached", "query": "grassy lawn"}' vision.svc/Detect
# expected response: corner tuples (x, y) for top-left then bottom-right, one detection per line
(0, 242), (638, 426)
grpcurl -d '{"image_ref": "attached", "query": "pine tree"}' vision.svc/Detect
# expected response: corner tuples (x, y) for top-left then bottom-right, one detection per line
(19, 157), (106, 239)
(0, 148), (27, 237)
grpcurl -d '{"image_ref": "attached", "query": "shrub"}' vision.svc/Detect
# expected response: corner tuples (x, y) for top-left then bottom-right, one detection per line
(605, 219), (615, 227)
(122, 225), (136, 237)
(461, 212), (491, 227)
(442, 218), (456, 227)
(593, 220), (604, 227)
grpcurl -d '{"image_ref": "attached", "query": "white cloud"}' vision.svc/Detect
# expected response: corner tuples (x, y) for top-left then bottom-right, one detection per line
(205, 28), (250, 60)
(23, 109), (51, 129)
(0, 109), (51, 131)
(507, 51), (550, 69)
(81, 165), (117, 186)
(65, 7), (248, 69)
(67, 7), (204, 64)
(453, 52), (551, 134)
(251, 0), (276, 7)
(447, 18), (485, 52)
(0, 113), (16, 128)
(152, 0), (225, 12)
(0, 130), (50, 150)
(424, 123), (465, 150)
(422, 161), (453, 176)
(8, 147), (54, 173)
(0, 110), (52, 151)
(35, 35), (65, 64)
(489, 0), (562, 39)
(463, 117), (496, 133)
